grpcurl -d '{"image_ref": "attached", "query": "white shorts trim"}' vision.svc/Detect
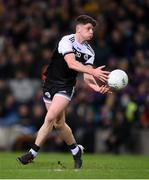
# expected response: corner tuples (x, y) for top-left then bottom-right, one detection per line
(54, 93), (71, 101)
(43, 97), (52, 104)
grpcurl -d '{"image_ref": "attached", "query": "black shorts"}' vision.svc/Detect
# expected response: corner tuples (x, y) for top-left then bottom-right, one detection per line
(43, 84), (75, 103)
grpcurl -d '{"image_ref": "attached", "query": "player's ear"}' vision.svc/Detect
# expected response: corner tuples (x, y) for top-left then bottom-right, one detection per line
(76, 24), (81, 33)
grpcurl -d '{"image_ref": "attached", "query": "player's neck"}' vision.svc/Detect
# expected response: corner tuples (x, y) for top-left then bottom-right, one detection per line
(75, 33), (86, 44)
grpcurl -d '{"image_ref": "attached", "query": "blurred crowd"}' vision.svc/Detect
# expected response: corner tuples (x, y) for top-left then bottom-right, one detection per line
(0, 0), (148, 153)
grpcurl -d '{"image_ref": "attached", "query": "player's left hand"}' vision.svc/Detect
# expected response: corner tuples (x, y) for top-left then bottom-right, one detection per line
(97, 85), (112, 94)
(93, 77), (112, 94)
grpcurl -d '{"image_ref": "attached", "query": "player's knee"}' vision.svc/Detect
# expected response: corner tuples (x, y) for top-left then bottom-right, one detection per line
(54, 122), (65, 130)
(51, 109), (58, 120)
(44, 111), (57, 125)
(44, 118), (55, 128)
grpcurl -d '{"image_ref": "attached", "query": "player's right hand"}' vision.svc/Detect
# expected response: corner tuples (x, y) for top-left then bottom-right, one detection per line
(93, 65), (110, 83)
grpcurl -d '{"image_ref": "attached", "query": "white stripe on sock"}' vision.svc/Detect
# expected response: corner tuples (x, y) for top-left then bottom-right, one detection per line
(29, 148), (38, 157)
(71, 146), (79, 155)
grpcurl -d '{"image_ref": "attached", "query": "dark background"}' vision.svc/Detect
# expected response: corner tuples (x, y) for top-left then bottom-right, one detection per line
(0, 0), (148, 154)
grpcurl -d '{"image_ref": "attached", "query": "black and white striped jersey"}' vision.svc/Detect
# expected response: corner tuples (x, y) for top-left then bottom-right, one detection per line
(44, 34), (95, 88)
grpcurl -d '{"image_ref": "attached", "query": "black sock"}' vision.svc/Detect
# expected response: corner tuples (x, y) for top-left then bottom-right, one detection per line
(31, 144), (40, 152)
(68, 143), (77, 150)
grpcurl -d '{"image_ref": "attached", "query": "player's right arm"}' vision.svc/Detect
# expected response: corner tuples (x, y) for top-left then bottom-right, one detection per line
(58, 35), (109, 83)
(64, 53), (109, 83)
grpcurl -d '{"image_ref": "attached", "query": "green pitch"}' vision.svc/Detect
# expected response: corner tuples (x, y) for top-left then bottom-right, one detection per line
(0, 152), (149, 179)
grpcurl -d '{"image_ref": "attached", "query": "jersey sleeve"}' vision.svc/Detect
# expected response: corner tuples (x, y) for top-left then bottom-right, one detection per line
(58, 36), (74, 56)
(85, 55), (94, 66)
(84, 43), (95, 66)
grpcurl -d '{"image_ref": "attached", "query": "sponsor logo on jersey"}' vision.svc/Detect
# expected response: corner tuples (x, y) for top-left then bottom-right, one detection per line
(76, 46), (81, 51)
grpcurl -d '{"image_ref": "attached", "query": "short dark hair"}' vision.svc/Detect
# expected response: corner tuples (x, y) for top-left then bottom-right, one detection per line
(74, 15), (97, 27)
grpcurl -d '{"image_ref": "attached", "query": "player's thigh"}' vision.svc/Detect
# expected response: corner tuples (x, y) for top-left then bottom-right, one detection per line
(44, 101), (51, 111)
(45, 95), (69, 122)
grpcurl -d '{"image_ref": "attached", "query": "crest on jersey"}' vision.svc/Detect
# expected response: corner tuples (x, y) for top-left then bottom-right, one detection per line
(45, 92), (51, 99)
(84, 54), (89, 60)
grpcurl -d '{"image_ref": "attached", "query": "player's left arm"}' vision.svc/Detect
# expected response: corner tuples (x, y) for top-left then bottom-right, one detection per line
(83, 65), (112, 94)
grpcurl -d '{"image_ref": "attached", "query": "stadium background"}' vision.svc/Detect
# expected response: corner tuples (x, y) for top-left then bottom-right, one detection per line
(0, 0), (148, 155)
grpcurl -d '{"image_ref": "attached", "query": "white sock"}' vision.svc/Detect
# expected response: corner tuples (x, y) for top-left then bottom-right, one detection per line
(29, 148), (38, 157)
(71, 146), (79, 155)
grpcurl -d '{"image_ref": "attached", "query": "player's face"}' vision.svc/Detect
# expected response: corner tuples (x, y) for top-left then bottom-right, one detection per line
(77, 23), (94, 41)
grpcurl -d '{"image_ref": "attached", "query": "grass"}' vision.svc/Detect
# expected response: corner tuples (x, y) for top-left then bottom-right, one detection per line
(0, 152), (149, 179)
